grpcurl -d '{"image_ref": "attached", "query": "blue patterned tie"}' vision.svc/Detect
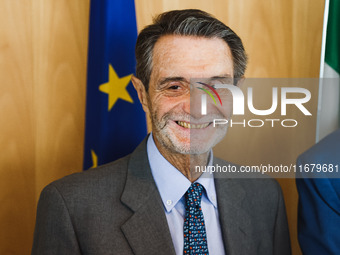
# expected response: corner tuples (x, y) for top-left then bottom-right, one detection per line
(183, 183), (209, 255)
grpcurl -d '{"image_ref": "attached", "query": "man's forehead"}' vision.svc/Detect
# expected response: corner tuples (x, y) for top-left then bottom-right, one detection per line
(152, 34), (231, 56)
(150, 35), (234, 81)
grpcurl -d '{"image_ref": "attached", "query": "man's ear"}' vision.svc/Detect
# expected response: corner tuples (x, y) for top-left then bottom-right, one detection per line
(131, 75), (150, 114)
(235, 77), (245, 88)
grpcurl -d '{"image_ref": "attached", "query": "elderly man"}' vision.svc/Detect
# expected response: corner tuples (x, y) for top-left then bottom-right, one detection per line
(32, 9), (291, 255)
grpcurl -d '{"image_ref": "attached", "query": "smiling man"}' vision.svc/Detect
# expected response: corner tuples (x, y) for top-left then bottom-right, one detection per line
(32, 9), (291, 255)
(133, 34), (234, 181)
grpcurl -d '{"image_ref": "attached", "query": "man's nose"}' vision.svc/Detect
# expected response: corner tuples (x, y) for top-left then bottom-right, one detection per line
(187, 88), (204, 119)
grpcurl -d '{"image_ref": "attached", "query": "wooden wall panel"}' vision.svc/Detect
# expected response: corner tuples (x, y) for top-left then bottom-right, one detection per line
(0, 0), (89, 254)
(135, 1), (325, 254)
(0, 2), (35, 254)
(31, 0), (89, 197)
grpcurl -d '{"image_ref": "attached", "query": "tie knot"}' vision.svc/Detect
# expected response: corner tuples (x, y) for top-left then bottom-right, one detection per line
(185, 182), (204, 208)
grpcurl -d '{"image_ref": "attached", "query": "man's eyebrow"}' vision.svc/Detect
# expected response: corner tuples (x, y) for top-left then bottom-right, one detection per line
(158, 77), (187, 86)
(158, 75), (233, 86)
(209, 74), (233, 80)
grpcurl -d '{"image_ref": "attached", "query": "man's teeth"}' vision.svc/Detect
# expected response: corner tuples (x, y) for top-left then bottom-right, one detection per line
(177, 121), (210, 129)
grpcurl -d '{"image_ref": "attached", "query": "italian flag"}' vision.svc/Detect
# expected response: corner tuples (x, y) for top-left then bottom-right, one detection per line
(317, 0), (340, 141)
(324, 0), (339, 77)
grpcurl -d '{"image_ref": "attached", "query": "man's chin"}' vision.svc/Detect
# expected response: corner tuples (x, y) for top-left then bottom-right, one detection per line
(166, 146), (210, 156)
(164, 138), (216, 155)
(155, 126), (227, 155)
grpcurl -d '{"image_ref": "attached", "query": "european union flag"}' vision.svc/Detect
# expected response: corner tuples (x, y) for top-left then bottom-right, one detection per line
(84, 0), (147, 169)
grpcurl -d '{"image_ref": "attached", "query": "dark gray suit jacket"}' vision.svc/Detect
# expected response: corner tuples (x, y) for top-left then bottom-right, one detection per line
(32, 138), (291, 254)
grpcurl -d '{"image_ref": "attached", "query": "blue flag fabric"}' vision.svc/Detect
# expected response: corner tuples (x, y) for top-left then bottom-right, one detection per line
(84, 0), (147, 169)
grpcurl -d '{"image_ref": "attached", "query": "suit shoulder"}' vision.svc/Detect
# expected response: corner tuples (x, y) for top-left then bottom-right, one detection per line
(231, 171), (281, 195)
(43, 155), (130, 199)
(213, 157), (280, 184)
(234, 176), (283, 212)
(213, 156), (282, 194)
(214, 159), (283, 215)
(298, 129), (340, 163)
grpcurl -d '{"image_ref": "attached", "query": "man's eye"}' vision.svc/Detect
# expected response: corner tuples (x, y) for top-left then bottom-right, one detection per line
(169, 85), (180, 90)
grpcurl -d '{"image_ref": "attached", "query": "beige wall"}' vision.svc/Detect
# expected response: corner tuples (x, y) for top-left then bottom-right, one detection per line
(0, 0), (324, 254)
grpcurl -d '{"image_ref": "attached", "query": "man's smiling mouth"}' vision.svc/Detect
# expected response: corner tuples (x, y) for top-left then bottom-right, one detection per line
(175, 121), (210, 129)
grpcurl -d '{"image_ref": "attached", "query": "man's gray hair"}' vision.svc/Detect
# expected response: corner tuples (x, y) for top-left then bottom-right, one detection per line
(135, 9), (248, 90)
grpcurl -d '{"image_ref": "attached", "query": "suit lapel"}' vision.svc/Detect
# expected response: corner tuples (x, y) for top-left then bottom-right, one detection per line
(120, 137), (176, 255)
(214, 158), (255, 255)
(120, 140), (257, 254)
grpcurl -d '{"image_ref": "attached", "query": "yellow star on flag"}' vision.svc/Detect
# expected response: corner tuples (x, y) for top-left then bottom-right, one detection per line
(91, 150), (98, 168)
(99, 64), (133, 111)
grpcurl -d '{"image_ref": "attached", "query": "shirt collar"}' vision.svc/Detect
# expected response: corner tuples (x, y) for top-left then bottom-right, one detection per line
(147, 133), (217, 212)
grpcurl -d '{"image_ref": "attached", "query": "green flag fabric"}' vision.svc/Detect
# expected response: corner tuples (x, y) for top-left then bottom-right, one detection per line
(325, 0), (340, 74)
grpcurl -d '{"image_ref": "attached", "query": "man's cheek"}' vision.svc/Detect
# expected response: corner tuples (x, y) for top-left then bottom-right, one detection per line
(219, 95), (233, 117)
